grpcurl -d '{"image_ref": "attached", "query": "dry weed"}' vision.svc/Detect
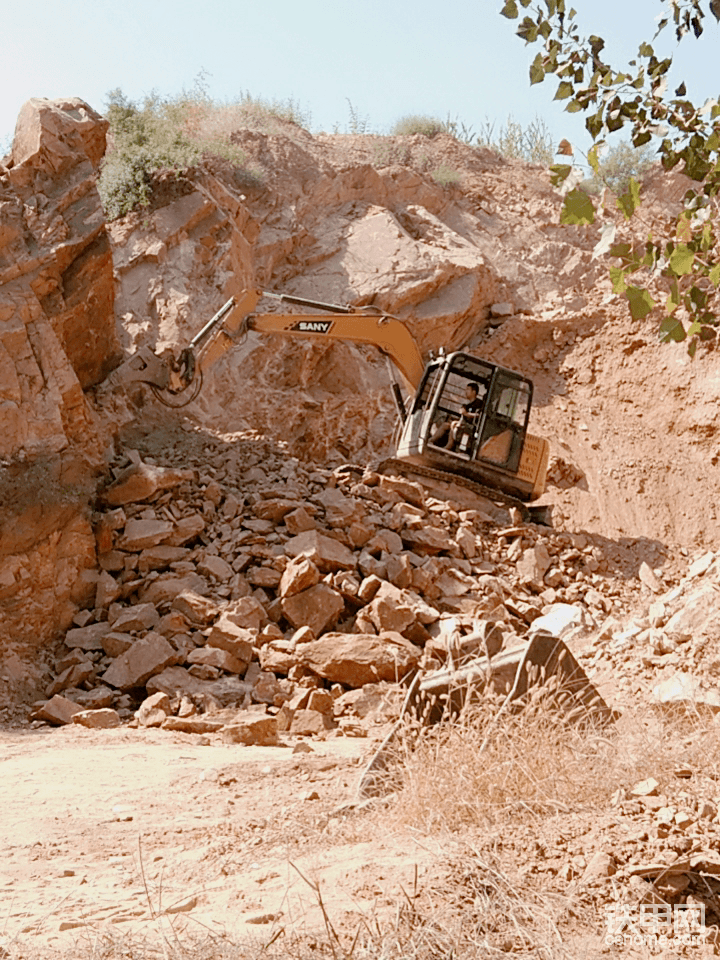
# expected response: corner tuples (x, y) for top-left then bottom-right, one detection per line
(386, 687), (720, 834)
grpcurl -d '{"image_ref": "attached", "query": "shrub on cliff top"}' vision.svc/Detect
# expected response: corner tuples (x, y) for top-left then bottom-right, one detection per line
(99, 89), (201, 220)
(99, 85), (303, 220)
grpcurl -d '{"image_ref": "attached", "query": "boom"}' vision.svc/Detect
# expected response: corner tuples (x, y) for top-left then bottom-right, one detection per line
(197, 289), (426, 390)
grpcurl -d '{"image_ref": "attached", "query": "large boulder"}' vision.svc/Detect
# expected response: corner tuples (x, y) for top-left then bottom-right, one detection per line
(299, 631), (421, 687)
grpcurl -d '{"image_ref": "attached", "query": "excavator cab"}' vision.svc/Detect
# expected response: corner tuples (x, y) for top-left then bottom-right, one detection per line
(395, 352), (547, 503)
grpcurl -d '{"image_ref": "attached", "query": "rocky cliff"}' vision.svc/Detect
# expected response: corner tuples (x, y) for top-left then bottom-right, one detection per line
(0, 99), (125, 667)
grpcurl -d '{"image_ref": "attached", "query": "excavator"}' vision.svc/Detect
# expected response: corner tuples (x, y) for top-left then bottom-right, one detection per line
(111, 288), (550, 515)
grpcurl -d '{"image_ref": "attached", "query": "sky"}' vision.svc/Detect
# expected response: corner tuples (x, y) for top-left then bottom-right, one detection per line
(2, 0), (720, 154)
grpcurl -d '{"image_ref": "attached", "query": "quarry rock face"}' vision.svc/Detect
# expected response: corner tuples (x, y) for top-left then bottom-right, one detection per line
(0, 98), (119, 658)
(1, 97), (119, 457)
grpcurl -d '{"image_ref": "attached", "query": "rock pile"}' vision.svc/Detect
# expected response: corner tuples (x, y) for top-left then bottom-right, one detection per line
(31, 423), (647, 740)
(578, 547), (720, 710)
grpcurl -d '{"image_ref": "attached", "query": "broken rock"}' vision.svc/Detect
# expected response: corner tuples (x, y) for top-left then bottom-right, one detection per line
(171, 590), (220, 626)
(516, 544), (551, 587)
(32, 695), (84, 725)
(136, 692), (171, 727)
(118, 519), (175, 551)
(197, 555), (234, 581)
(101, 632), (178, 690)
(104, 463), (194, 506)
(363, 581), (417, 634)
(206, 618), (254, 664)
(221, 715), (278, 745)
(290, 709), (335, 736)
(281, 583), (345, 636)
(300, 632), (421, 687)
(279, 556), (321, 598)
(110, 603), (160, 634)
(187, 646), (247, 674)
(72, 708), (121, 729)
(284, 530), (355, 573)
(64, 622), (111, 651)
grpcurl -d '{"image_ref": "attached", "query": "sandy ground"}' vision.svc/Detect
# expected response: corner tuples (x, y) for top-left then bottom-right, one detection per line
(0, 724), (442, 955)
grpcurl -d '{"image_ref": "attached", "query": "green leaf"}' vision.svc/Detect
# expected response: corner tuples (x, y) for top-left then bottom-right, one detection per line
(517, 16), (539, 41)
(609, 266), (627, 294)
(665, 282), (681, 313)
(668, 245), (695, 276)
(684, 153), (713, 182)
(616, 178), (641, 220)
(632, 129), (652, 147)
(587, 145), (600, 174)
(554, 81), (574, 100)
(529, 53), (545, 85)
(688, 338), (698, 358)
(586, 112), (604, 140)
(625, 285), (656, 320)
(709, 264), (720, 286)
(659, 315), (686, 342)
(690, 286), (708, 309)
(500, 0), (519, 18)
(702, 222), (713, 251)
(686, 321), (702, 338)
(549, 164), (573, 186)
(559, 188), (596, 225)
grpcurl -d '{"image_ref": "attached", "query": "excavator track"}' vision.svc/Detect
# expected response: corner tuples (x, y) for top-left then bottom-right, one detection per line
(376, 457), (533, 520)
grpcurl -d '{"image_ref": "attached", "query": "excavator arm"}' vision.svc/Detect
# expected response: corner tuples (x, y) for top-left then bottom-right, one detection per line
(110, 289), (426, 402)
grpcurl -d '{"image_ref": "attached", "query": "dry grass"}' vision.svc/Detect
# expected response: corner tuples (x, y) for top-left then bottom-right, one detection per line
(386, 688), (720, 834)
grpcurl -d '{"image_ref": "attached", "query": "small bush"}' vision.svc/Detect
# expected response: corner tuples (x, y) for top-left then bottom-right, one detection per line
(99, 89), (201, 219)
(345, 99), (372, 134)
(589, 140), (657, 194)
(390, 114), (447, 138)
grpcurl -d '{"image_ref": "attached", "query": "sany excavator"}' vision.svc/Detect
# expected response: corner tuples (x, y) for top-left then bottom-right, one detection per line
(111, 289), (550, 516)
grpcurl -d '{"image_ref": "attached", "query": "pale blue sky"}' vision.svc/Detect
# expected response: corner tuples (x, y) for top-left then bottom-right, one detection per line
(2, 1), (719, 152)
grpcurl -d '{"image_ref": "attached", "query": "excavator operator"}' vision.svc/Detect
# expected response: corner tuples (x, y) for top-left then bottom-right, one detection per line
(431, 380), (486, 452)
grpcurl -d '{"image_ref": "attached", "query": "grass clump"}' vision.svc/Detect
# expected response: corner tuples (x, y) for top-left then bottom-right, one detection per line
(390, 114), (448, 138)
(476, 115), (555, 165)
(431, 165), (461, 187)
(389, 684), (720, 834)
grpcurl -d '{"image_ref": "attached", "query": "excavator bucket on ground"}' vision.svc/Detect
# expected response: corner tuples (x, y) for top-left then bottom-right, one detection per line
(357, 632), (612, 800)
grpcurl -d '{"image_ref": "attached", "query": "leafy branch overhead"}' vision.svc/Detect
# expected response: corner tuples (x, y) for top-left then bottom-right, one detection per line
(501, 0), (720, 352)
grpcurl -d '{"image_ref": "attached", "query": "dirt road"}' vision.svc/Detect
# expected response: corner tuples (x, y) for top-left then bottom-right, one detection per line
(0, 724), (440, 955)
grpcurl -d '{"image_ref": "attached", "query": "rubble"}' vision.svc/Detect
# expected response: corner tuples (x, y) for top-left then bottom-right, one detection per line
(28, 440), (647, 741)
